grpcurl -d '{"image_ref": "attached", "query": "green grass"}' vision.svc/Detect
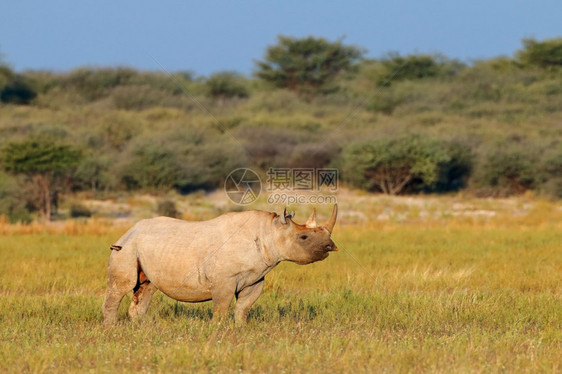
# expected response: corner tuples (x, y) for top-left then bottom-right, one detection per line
(0, 218), (561, 372)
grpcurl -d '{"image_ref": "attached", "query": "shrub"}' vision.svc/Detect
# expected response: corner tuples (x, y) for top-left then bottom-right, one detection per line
(205, 72), (249, 99)
(120, 142), (184, 190)
(287, 142), (339, 169)
(119, 134), (248, 193)
(475, 142), (540, 195)
(248, 89), (303, 113)
(131, 71), (185, 95)
(379, 53), (465, 84)
(434, 140), (475, 192)
(538, 147), (562, 198)
(0, 75), (37, 104)
(517, 37), (562, 69)
(110, 85), (169, 110)
(175, 141), (249, 192)
(70, 203), (92, 218)
(0, 172), (32, 223)
(156, 199), (180, 218)
(341, 135), (451, 195)
(62, 67), (138, 101)
(0, 65), (14, 90)
(74, 153), (114, 192)
(368, 85), (411, 115)
(236, 126), (299, 169)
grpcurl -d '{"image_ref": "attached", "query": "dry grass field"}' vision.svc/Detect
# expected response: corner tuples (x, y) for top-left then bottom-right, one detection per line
(0, 195), (561, 373)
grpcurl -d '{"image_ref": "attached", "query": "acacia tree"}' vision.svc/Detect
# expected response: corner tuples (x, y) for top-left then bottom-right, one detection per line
(342, 135), (450, 195)
(1, 140), (81, 221)
(517, 37), (562, 69)
(255, 35), (364, 97)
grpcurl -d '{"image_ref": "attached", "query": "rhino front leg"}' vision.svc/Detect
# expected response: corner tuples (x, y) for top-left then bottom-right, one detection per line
(211, 282), (236, 323)
(234, 278), (264, 325)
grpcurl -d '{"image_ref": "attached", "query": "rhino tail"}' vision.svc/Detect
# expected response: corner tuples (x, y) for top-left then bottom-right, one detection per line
(109, 225), (138, 251)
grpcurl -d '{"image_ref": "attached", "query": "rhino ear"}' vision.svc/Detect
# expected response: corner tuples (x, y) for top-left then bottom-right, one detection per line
(281, 207), (293, 224)
(305, 208), (317, 228)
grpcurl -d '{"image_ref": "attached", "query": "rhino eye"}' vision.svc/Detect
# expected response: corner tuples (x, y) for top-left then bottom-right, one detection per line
(299, 234), (309, 240)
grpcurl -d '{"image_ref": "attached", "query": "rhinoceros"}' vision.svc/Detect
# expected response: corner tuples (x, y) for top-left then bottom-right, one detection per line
(102, 205), (338, 325)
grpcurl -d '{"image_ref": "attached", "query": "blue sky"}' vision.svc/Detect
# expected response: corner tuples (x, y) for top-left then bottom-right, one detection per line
(1, 1), (560, 76)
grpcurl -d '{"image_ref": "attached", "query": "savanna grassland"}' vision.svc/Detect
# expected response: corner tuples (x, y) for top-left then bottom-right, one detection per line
(0, 197), (560, 373)
(1, 36), (561, 373)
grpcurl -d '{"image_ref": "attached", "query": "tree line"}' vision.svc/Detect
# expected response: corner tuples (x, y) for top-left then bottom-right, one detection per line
(0, 36), (561, 221)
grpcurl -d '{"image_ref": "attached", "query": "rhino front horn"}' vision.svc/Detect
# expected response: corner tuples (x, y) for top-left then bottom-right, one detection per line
(325, 204), (338, 233)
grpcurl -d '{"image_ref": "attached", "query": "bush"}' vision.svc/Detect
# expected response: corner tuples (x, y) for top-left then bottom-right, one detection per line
(379, 53), (465, 84)
(236, 126), (299, 169)
(62, 67), (138, 101)
(156, 199), (180, 218)
(110, 85), (170, 110)
(434, 140), (474, 192)
(0, 197), (32, 223)
(248, 89), (304, 113)
(368, 85), (411, 115)
(120, 142), (184, 190)
(0, 75), (37, 104)
(205, 72), (249, 99)
(517, 37), (562, 69)
(475, 143), (540, 195)
(74, 153), (114, 192)
(538, 147), (562, 198)
(0, 172), (32, 223)
(175, 141), (249, 192)
(287, 142), (339, 169)
(0, 65), (14, 90)
(70, 203), (92, 218)
(341, 135), (451, 195)
(130, 71), (185, 95)
(119, 134), (248, 193)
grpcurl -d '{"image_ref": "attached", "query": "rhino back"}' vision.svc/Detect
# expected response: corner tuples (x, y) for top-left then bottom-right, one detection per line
(130, 213), (269, 301)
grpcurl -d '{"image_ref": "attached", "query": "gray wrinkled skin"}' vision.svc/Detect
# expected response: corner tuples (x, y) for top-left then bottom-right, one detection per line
(102, 205), (337, 325)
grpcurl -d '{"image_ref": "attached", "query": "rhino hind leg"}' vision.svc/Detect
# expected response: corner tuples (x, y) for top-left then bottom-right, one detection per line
(102, 284), (135, 325)
(128, 278), (157, 321)
(102, 252), (138, 325)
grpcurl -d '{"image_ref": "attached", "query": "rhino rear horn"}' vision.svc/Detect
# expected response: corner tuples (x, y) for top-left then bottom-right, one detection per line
(325, 204), (338, 233)
(306, 208), (317, 228)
